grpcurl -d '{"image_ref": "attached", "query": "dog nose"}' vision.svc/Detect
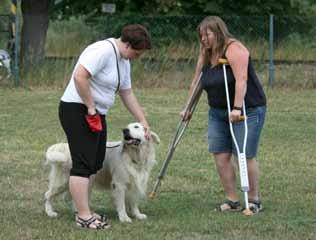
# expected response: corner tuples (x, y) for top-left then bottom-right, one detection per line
(122, 128), (129, 136)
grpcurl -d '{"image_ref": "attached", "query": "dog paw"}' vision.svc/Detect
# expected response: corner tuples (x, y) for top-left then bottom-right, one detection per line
(47, 211), (58, 218)
(119, 214), (132, 223)
(135, 213), (147, 220)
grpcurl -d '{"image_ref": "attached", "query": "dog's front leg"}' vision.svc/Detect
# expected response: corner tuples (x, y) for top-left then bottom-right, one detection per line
(126, 191), (147, 220)
(130, 203), (147, 220)
(112, 182), (132, 223)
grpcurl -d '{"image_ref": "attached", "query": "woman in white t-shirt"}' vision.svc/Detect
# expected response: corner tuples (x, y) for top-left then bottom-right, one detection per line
(59, 24), (152, 230)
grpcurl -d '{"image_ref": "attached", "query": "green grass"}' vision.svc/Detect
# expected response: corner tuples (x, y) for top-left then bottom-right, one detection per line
(0, 87), (316, 240)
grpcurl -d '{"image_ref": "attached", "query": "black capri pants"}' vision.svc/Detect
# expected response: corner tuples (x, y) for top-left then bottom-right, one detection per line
(59, 101), (107, 178)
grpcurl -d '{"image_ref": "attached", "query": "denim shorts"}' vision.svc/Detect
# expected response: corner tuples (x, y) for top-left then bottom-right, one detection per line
(208, 106), (266, 159)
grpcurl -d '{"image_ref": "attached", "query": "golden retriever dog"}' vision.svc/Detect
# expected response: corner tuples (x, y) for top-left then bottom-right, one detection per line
(44, 122), (160, 223)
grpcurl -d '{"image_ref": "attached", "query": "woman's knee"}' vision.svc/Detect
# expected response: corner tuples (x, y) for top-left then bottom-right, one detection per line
(214, 153), (232, 167)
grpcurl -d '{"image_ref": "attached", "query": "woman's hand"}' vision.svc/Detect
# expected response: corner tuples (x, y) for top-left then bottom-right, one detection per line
(180, 110), (191, 122)
(230, 109), (242, 122)
(87, 107), (96, 115)
(119, 89), (151, 140)
(140, 121), (151, 140)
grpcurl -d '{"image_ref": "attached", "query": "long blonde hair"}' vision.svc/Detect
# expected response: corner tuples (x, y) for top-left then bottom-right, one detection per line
(197, 16), (234, 65)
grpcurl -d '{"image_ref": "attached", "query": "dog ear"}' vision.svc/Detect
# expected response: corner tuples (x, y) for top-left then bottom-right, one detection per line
(150, 131), (160, 144)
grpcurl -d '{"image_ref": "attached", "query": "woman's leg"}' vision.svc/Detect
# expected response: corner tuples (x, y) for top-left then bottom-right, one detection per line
(247, 158), (260, 201)
(214, 152), (238, 201)
(244, 106), (265, 201)
(69, 176), (91, 218)
(69, 176), (108, 229)
(59, 102), (109, 228)
(214, 153), (260, 201)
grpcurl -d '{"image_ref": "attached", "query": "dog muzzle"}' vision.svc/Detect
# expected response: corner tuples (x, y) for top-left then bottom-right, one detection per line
(124, 137), (141, 146)
(123, 128), (142, 146)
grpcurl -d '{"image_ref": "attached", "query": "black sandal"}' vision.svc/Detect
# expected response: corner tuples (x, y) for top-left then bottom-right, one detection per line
(217, 199), (241, 212)
(92, 212), (109, 222)
(76, 215), (111, 230)
(248, 199), (263, 214)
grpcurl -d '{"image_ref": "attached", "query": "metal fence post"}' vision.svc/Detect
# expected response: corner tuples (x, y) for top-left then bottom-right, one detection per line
(14, 0), (20, 87)
(11, 0), (20, 86)
(268, 14), (274, 88)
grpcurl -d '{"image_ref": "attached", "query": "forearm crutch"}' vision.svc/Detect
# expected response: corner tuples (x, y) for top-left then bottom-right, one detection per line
(218, 58), (253, 216)
(149, 73), (203, 199)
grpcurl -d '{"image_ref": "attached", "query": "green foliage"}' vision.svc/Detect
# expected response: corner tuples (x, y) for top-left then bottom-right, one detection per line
(63, 13), (314, 46)
(86, 15), (271, 48)
(46, 15), (97, 56)
(0, 15), (10, 47)
(0, 0), (11, 44)
(0, 0), (10, 14)
(86, 15), (204, 46)
(274, 15), (316, 42)
(52, 0), (316, 17)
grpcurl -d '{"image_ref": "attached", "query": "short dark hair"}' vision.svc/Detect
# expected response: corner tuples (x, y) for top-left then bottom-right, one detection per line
(121, 24), (152, 50)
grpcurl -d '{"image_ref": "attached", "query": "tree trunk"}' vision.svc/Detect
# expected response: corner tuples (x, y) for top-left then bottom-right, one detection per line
(21, 0), (53, 66)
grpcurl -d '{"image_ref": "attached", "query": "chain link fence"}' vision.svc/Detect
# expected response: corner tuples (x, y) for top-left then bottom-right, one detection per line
(1, 14), (316, 88)
(273, 15), (316, 88)
(0, 15), (10, 48)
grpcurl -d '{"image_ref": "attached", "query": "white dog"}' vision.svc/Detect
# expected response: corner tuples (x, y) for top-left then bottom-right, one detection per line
(44, 123), (160, 223)
(0, 49), (11, 79)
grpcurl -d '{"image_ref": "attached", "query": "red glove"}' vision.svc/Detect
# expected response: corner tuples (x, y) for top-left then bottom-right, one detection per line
(85, 113), (102, 133)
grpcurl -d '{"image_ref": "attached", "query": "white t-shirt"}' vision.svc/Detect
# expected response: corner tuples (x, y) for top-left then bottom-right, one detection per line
(61, 38), (131, 114)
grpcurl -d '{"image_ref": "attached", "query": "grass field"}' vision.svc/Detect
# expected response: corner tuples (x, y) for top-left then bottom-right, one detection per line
(0, 87), (316, 240)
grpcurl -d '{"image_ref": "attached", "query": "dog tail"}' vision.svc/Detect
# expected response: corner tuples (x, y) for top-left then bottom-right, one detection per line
(45, 143), (70, 165)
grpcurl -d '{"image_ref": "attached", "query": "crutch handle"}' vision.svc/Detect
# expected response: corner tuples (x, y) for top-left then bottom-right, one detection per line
(218, 58), (229, 65)
(230, 115), (246, 122)
(239, 116), (245, 121)
(148, 191), (156, 199)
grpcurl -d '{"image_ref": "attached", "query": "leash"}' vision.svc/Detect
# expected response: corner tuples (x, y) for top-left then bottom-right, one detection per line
(106, 39), (120, 93)
(106, 143), (121, 149)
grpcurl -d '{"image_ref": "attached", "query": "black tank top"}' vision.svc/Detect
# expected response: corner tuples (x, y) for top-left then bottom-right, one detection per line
(201, 44), (266, 109)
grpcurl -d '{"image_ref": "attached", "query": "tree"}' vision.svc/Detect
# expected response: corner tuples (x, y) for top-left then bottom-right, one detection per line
(21, 0), (53, 66)
(52, 0), (315, 16)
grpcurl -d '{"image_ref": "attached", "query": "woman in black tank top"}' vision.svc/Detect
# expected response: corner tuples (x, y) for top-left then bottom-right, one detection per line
(181, 16), (266, 214)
